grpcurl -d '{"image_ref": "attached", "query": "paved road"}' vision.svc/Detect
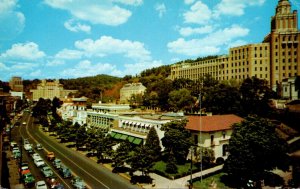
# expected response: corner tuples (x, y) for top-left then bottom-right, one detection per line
(22, 112), (139, 189)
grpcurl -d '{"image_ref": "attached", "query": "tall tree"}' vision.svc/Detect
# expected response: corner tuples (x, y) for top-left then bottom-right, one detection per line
(130, 146), (155, 176)
(112, 140), (134, 168)
(161, 120), (192, 164)
(223, 116), (288, 186)
(145, 127), (161, 161)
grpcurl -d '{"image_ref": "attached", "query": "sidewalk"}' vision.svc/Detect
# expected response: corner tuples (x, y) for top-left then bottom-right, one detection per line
(6, 149), (25, 189)
(141, 165), (223, 189)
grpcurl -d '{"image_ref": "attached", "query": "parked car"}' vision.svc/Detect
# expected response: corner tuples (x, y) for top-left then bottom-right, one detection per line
(53, 159), (62, 169)
(36, 143), (43, 150)
(47, 177), (64, 189)
(19, 162), (29, 173)
(35, 180), (47, 189)
(23, 138), (30, 145)
(71, 176), (86, 189)
(12, 147), (20, 154)
(46, 152), (55, 161)
(32, 153), (41, 160)
(59, 164), (72, 178)
(41, 166), (54, 178)
(24, 143), (32, 151)
(10, 141), (18, 149)
(21, 170), (35, 188)
(13, 151), (21, 159)
(34, 158), (45, 167)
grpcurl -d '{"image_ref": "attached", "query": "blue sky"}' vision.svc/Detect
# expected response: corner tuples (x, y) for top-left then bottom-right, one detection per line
(0, 0), (299, 81)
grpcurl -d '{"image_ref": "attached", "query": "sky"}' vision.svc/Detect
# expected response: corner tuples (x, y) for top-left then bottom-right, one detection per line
(0, 0), (299, 81)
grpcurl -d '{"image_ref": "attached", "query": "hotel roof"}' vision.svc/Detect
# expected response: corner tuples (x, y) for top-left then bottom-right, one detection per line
(186, 114), (244, 132)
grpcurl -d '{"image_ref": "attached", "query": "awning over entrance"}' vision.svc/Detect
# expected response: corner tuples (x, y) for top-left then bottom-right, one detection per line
(110, 132), (143, 145)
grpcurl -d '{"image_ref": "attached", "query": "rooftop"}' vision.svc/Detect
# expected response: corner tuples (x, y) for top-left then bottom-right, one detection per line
(186, 114), (244, 132)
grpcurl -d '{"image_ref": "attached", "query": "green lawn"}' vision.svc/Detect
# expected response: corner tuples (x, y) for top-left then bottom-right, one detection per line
(192, 173), (233, 189)
(152, 161), (198, 178)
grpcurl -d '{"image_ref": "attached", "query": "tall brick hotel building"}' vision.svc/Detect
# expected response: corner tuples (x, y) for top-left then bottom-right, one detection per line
(170, 0), (300, 92)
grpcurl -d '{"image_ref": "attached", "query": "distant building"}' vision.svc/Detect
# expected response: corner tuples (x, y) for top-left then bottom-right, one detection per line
(58, 96), (88, 125)
(170, 0), (300, 91)
(120, 83), (146, 104)
(9, 76), (23, 92)
(282, 77), (298, 100)
(186, 114), (244, 161)
(30, 79), (77, 101)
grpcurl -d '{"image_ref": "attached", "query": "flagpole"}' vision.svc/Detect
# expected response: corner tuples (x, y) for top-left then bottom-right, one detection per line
(199, 80), (203, 182)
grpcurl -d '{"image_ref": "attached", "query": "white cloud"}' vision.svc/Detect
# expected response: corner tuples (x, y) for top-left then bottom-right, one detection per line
(0, 62), (10, 71)
(55, 49), (83, 60)
(60, 60), (116, 78)
(155, 3), (166, 18)
(179, 25), (213, 36)
(74, 36), (151, 61)
(11, 63), (38, 70)
(0, 0), (25, 40)
(112, 0), (143, 6)
(184, 0), (195, 5)
(214, 0), (265, 17)
(64, 19), (91, 33)
(168, 25), (249, 56)
(226, 39), (248, 49)
(123, 60), (163, 76)
(1, 42), (45, 61)
(46, 59), (65, 67)
(183, 1), (212, 25)
(29, 69), (42, 77)
(44, 0), (133, 26)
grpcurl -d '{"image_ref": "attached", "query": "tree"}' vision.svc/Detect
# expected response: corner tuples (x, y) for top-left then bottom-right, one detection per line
(194, 146), (215, 167)
(130, 146), (155, 176)
(239, 77), (275, 116)
(75, 124), (87, 149)
(168, 89), (194, 112)
(145, 127), (161, 161)
(112, 140), (134, 168)
(161, 120), (192, 164)
(295, 76), (300, 99)
(203, 83), (241, 114)
(223, 116), (288, 185)
(166, 150), (178, 174)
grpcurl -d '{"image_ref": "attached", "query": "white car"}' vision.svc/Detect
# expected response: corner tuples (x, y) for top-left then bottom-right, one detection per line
(32, 153), (41, 160)
(34, 158), (45, 167)
(35, 180), (47, 189)
(24, 144), (32, 151)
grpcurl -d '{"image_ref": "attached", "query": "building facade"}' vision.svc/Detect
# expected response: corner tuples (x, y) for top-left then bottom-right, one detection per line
(186, 114), (244, 160)
(119, 83), (146, 104)
(9, 76), (23, 92)
(30, 80), (77, 101)
(170, 0), (300, 92)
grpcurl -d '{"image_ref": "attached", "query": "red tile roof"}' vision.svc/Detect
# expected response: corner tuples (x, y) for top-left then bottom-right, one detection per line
(186, 114), (244, 132)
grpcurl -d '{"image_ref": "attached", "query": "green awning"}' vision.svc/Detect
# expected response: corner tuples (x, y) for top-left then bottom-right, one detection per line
(114, 133), (122, 139)
(110, 132), (116, 137)
(120, 134), (128, 140)
(132, 138), (142, 145)
(127, 136), (135, 142)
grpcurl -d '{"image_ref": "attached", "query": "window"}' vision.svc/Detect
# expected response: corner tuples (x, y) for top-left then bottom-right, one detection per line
(222, 131), (226, 139)
(194, 135), (198, 145)
(223, 144), (229, 156)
